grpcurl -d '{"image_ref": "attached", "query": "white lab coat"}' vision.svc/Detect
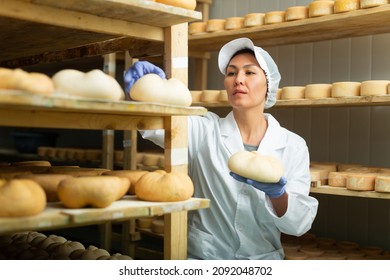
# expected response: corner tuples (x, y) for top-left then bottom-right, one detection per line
(141, 111), (318, 260)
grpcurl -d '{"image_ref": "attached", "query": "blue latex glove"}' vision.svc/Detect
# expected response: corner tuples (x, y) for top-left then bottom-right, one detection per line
(230, 171), (287, 198)
(124, 61), (166, 96)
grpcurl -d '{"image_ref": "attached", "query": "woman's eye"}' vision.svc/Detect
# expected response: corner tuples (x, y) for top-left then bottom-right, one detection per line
(226, 72), (236, 77)
(246, 71), (255, 75)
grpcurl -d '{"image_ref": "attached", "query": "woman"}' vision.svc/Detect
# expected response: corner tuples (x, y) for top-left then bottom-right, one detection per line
(125, 38), (319, 260)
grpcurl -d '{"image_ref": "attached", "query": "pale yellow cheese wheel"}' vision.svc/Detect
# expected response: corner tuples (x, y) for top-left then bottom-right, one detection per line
(219, 90), (228, 102)
(244, 13), (265, 27)
(360, 0), (388, 8)
(346, 172), (377, 191)
(264, 11), (286, 24)
(276, 88), (282, 100)
(328, 171), (348, 187)
(309, 1), (335, 17)
(337, 163), (363, 171)
(280, 86), (305, 99)
(206, 19), (226, 32)
(310, 168), (322, 181)
(331, 81), (361, 97)
(225, 17), (245, 30)
(190, 90), (203, 103)
(189, 22), (207, 35)
(310, 167), (329, 180)
(374, 175), (390, 193)
(334, 0), (360, 13)
(304, 84), (332, 99)
(201, 90), (220, 103)
(285, 6), (309, 21)
(360, 80), (390, 96)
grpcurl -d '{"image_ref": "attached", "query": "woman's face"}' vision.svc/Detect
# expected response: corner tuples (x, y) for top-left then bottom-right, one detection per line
(223, 52), (267, 110)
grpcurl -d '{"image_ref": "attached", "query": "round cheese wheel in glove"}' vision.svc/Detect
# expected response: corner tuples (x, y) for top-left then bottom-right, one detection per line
(135, 170), (194, 202)
(228, 151), (284, 183)
(130, 74), (192, 106)
(52, 69), (124, 101)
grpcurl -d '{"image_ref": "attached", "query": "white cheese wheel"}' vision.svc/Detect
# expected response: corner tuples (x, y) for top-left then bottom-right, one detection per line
(130, 74), (192, 106)
(225, 17), (245, 30)
(201, 90), (220, 103)
(281, 86), (305, 99)
(309, 1), (335, 17)
(328, 171), (348, 187)
(331, 81), (361, 97)
(334, 0), (360, 13)
(346, 173), (377, 191)
(264, 11), (286, 24)
(304, 84), (332, 99)
(285, 6), (309, 21)
(219, 90), (228, 102)
(244, 13), (265, 27)
(375, 175), (390, 193)
(228, 151), (284, 183)
(360, 0), (388, 8)
(360, 80), (390, 96)
(190, 90), (203, 103)
(52, 69), (124, 101)
(206, 19), (226, 32)
(189, 22), (207, 35)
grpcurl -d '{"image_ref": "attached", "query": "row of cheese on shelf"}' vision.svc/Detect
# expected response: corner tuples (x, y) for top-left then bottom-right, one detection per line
(136, 216), (165, 235)
(0, 231), (132, 260)
(282, 232), (390, 260)
(189, 0), (389, 34)
(310, 162), (390, 192)
(0, 160), (193, 217)
(279, 80), (390, 100)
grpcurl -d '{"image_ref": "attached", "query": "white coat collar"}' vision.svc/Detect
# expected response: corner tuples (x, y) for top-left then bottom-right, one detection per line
(220, 111), (286, 156)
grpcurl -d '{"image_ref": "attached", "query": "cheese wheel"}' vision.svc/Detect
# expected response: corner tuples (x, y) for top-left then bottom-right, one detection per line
(276, 88), (282, 100)
(328, 171), (348, 187)
(84, 149), (101, 161)
(151, 219), (165, 234)
(284, 251), (308, 260)
(360, 80), (390, 96)
(375, 175), (390, 193)
(304, 84), (332, 99)
(155, 0), (196, 10)
(136, 217), (155, 229)
(201, 90), (220, 103)
(337, 163), (363, 171)
(228, 151), (284, 183)
(309, 1), (335, 17)
(334, 0), (360, 13)
(206, 19), (226, 32)
(360, 0), (388, 8)
(336, 240), (359, 251)
(52, 69), (124, 101)
(264, 11), (285, 24)
(331, 81), (361, 97)
(142, 153), (161, 167)
(219, 90), (228, 102)
(310, 162), (338, 173)
(244, 13), (265, 27)
(189, 22), (207, 35)
(346, 173), (377, 191)
(280, 86), (305, 99)
(190, 90), (203, 103)
(102, 170), (148, 195)
(224, 17), (245, 30)
(285, 6), (309, 21)
(130, 74), (192, 106)
(310, 168), (322, 181)
(388, 83), (390, 94)
(300, 247), (325, 257)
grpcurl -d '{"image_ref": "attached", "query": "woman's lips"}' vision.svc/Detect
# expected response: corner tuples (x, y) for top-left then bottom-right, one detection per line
(233, 89), (246, 95)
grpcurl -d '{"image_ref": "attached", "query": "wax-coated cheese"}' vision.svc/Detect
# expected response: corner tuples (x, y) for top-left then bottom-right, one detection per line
(244, 13), (265, 27)
(360, 80), (390, 96)
(331, 81), (361, 97)
(304, 84), (332, 99)
(334, 0), (360, 13)
(281, 86), (305, 99)
(206, 19), (226, 32)
(225, 17), (245, 30)
(309, 1), (335, 17)
(264, 11), (286, 24)
(360, 0), (388, 9)
(285, 6), (309, 21)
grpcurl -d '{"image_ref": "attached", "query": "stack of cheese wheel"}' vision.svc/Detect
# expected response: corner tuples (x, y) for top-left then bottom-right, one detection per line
(201, 90), (220, 103)
(310, 162), (338, 184)
(360, 0), (389, 8)
(304, 84), (332, 99)
(264, 11), (286, 24)
(285, 6), (309, 21)
(206, 19), (226, 32)
(334, 0), (360, 13)
(360, 80), (390, 96)
(225, 17), (245, 30)
(281, 86), (305, 100)
(244, 13), (265, 27)
(308, 0), (335, 17)
(189, 22), (207, 35)
(331, 81), (361, 97)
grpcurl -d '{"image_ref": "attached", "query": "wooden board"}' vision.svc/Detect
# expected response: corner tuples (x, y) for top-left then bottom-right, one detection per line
(310, 185), (390, 200)
(189, 5), (390, 52)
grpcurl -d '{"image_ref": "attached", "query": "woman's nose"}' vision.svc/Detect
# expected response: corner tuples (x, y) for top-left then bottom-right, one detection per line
(234, 72), (245, 85)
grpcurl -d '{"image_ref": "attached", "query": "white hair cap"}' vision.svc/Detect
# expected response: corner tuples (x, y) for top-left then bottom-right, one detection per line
(218, 38), (281, 109)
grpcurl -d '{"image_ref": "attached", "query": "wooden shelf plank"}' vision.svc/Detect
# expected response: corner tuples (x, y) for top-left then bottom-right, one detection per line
(310, 185), (390, 200)
(189, 5), (390, 52)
